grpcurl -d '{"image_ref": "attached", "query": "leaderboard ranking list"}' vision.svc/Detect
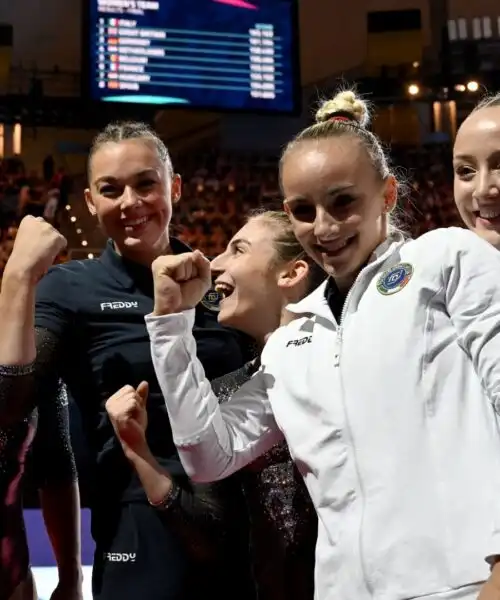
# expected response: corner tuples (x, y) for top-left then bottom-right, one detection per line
(95, 15), (284, 100)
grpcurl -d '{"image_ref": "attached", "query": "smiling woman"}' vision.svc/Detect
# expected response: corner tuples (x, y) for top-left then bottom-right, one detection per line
(453, 94), (500, 249)
(191, 209), (324, 600)
(145, 89), (500, 600)
(212, 210), (325, 344)
(0, 121), (254, 600)
(280, 90), (399, 294)
(84, 122), (182, 263)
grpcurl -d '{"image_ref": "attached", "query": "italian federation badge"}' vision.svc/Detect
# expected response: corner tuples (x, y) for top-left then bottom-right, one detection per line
(376, 263), (414, 296)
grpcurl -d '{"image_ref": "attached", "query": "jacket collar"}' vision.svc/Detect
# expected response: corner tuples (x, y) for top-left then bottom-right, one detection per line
(286, 232), (406, 320)
(99, 237), (191, 291)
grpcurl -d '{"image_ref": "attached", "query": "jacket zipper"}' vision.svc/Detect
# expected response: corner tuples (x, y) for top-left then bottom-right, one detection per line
(332, 244), (403, 598)
(334, 267), (377, 599)
(334, 249), (393, 367)
(334, 274), (361, 367)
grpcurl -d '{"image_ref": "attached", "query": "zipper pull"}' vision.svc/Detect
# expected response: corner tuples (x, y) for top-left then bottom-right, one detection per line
(334, 331), (342, 367)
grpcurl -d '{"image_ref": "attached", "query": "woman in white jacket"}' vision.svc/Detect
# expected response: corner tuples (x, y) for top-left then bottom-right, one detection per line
(145, 90), (500, 600)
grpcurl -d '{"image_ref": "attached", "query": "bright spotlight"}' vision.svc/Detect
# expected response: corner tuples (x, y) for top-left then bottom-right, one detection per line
(408, 84), (420, 96)
(467, 80), (479, 92)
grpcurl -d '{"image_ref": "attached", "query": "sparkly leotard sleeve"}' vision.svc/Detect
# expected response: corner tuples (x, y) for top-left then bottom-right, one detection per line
(212, 360), (317, 600)
(0, 324), (251, 592)
(0, 327), (77, 598)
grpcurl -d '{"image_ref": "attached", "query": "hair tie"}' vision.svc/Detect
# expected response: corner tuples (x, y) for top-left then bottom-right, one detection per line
(329, 115), (351, 123)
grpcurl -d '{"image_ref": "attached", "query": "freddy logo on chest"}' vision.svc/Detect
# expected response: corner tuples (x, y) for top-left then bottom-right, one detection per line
(286, 335), (312, 348)
(100, 301), (139, 311)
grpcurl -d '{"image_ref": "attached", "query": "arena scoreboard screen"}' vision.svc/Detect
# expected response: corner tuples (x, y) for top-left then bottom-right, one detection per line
(84, 0), (300, 114)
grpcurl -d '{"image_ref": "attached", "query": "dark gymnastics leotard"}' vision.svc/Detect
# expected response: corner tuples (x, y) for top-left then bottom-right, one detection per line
(213, 359), (318, 600)
(0, 331), (77, 599)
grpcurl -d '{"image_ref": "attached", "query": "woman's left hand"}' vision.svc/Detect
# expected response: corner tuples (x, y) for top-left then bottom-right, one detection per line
(478, 573), (500, 600)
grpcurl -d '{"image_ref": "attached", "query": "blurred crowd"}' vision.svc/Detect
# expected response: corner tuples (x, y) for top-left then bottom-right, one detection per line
(174, 143), (462, 255)
(0, 142), (463, 273)
(0, 154), (72, 276)
(394, 144), (463, 237)
(173, 151), (282, 256)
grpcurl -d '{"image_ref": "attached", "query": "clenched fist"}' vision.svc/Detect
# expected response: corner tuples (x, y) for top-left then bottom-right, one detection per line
(151, 250), (211, 316)
(4, 216), (67, 284)
(478, 564), (500, 600)
(106, 382), (149, 456)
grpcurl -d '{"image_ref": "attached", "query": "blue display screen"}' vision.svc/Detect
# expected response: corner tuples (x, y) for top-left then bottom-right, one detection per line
(86, 0), (300, 114)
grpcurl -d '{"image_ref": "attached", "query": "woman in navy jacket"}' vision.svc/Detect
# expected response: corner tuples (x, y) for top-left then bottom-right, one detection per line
(0, 121), (253, 600)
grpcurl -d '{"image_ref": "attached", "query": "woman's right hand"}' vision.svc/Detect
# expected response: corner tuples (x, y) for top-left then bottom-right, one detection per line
(106, 382), (149, 456)
(151, 250), (211, 315)
(3, 215), (67, 285)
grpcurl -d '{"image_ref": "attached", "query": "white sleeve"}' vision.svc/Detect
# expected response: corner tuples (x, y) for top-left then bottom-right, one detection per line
(444, 229), (500, 411)
(145, 311), (283, 482)
(442, 229), (500, 564)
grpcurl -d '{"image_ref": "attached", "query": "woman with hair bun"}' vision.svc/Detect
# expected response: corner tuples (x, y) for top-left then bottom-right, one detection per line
(147, 88), (500, 600)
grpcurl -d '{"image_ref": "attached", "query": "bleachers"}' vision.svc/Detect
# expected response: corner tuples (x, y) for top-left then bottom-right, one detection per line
(0, 143), (464, 276)
(0, 155), (73, 279)
(173, 144), (463, 252)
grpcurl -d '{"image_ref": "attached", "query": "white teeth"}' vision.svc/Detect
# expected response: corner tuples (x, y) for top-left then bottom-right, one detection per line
(214, 283), (234, 299)
(480, 209), (500, 220)
(322, 236), (352, 252)
(125, 216), (148, 227)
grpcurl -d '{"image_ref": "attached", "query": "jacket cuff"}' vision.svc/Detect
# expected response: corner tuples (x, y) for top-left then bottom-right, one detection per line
(145, 309), (195, 337)
(485, 533), (500, 567)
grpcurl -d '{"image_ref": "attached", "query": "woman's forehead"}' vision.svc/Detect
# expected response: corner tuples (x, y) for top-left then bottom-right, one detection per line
(455, 108), (500, 157)
(281, 137), (373, 196)
(90, 139), (163, 178)
(228, 218), (279, 250)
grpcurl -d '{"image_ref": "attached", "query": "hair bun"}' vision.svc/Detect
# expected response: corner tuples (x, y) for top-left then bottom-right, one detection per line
(315, 90), (370, 127)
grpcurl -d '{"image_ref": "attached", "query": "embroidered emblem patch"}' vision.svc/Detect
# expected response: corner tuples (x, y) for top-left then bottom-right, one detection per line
(201, 287), (222, 312)
(376, 263), (414, 296)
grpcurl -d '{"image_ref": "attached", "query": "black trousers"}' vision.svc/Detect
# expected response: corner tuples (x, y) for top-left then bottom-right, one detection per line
(91, 501), (255, 600)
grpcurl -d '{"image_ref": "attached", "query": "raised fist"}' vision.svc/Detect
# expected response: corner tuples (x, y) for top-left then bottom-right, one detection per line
(106, 382), (149, 455)
(151, 250), (211, 315)
(4, 216), (67, 284)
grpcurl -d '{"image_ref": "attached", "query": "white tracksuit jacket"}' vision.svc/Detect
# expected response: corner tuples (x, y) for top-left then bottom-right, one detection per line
(146, 227), (500, 600)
